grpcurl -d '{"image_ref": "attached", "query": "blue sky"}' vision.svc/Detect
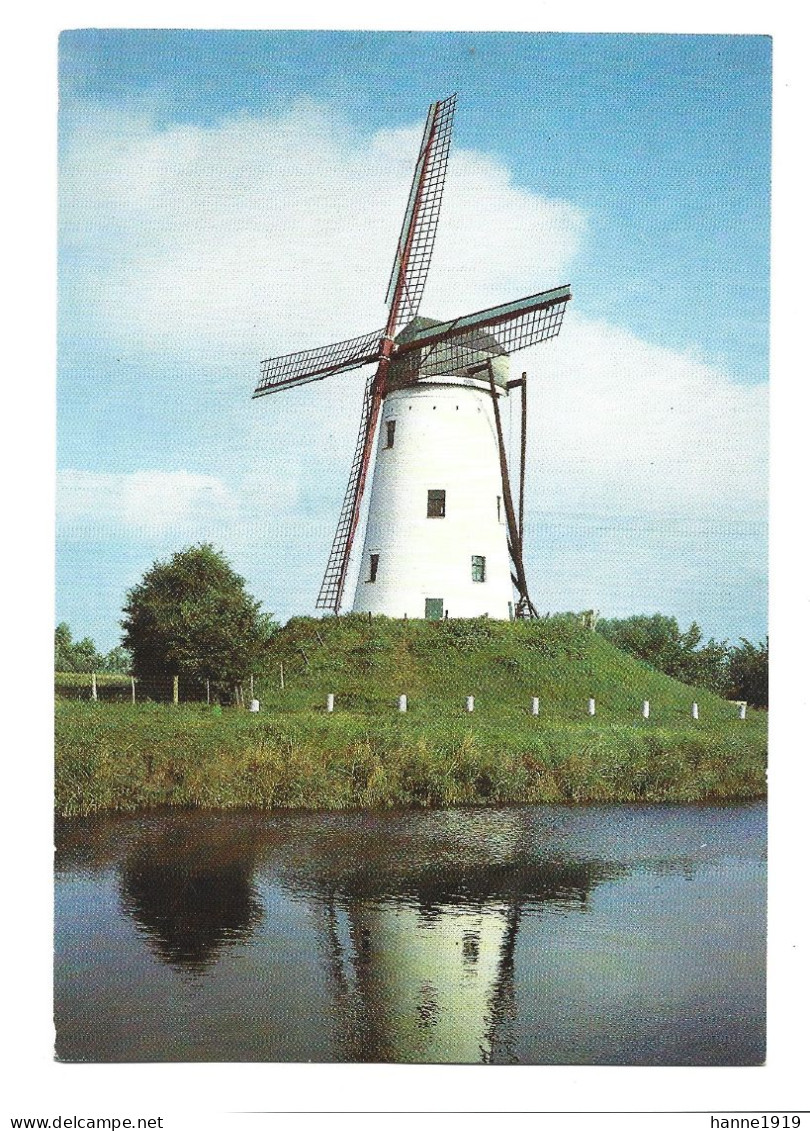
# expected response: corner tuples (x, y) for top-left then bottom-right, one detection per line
(57, 30), (770, 650)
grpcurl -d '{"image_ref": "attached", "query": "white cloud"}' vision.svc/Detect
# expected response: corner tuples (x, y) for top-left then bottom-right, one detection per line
(517, 312), (767, 522)
(57, 468), (296, 537)
(59, 99), (585, 372)
(57, 469), (236, 534)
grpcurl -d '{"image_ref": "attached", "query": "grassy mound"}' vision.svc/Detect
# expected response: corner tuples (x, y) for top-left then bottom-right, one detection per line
(56, 615), (766, 816)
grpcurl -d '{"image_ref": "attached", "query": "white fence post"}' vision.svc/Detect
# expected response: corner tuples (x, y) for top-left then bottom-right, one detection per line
(465, 696), (475, 713)
(531, 696), (540, 716)
(692, 702), (699, 720)
(131, 676), (136, 705)
(739, 702), (747, 720)
(91, 672), (98, 702)
(327, 693), (335, 714)
(588, 697), (596, 717)
(398, 694), (408, 713)
(642, 700), (650, 719)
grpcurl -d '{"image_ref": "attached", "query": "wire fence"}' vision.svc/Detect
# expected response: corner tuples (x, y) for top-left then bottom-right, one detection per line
(55, 674), (227, 704)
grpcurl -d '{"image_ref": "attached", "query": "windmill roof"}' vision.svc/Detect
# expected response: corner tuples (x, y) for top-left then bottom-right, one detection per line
(394, 316), (444, 344)
(396, 316), (508, 357)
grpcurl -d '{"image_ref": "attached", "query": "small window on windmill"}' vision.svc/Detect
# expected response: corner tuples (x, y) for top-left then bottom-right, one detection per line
(471, 555), (486, 583)
(368, 553), (379, 583)
(385, 420), (396, 448)
(427, 489), (446, 518)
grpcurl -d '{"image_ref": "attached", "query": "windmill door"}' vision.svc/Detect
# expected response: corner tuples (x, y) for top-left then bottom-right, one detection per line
(425, 598), (444, 621)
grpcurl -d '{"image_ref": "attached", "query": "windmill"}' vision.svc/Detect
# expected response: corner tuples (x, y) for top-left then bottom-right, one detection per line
(253, 95), (571, 619)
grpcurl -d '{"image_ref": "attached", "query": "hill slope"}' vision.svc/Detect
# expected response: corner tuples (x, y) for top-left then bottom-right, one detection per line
(55, 614), (765, 816)
(262, 614), (748, 726)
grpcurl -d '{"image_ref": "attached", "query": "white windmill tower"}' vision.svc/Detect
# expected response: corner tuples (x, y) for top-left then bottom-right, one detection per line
(254, 95), (572, 619)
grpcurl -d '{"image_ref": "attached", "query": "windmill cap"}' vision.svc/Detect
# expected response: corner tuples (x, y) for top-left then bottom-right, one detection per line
(389, 316), (510, 390)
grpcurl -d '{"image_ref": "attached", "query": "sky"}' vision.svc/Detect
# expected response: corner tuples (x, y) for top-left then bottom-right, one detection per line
(57, 30), (771, 650)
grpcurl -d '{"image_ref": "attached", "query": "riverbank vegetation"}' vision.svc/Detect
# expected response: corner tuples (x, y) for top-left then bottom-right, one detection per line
(56, 614), (766, 817)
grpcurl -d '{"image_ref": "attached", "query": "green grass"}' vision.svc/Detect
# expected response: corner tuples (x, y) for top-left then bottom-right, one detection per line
(55, 614), (766, 817)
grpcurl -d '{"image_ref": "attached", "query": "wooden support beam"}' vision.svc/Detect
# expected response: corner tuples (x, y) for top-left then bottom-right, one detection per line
(519, 371), (527, 549)
(486, 362), (539, 618)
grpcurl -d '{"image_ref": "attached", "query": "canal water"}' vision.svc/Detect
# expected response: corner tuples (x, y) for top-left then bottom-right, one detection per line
(54, 802), (765, 1064)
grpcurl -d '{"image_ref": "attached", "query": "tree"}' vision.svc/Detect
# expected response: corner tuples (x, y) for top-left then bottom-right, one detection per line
(597, 615), (697, 678)
(121, 545), (277, 691)
(596, 614), (730, 693)
(102, 646), (132, 675)
(55, 623), (73, 670)
(55, 622), (105, 673)
(727, 638), (768, 709)
(685, 636), (732, 696)
(596, 613), (769, 705)
(56, 622), (132, 674)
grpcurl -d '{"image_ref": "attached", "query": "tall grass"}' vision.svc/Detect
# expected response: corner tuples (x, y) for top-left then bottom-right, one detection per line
(56, 705), (766, 818)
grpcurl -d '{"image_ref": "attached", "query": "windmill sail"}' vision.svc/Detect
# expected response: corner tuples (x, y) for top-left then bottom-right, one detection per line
(385, 94), (457, 335)
(254, 328), (384, 398)
(316, 369), (382, 612)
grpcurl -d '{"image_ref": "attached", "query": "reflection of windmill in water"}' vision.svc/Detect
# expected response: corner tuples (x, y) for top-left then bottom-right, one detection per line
(254, 95), (572, 619)
(311, 822), (619, 1064)
(320, 885), (522, 1063)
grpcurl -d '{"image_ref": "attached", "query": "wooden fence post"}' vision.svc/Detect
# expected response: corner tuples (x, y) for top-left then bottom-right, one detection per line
(131, 676), (136, 705)
(173, 675), (179, 706)
(465, 696), (475, 713)
(327, 693), (335, 713)
(250, 674), (254, 698)
(692, 702), (699, 720)
(398, 694), (408, 713)
(531, 697), (540, 716)
(642, 700), (650, 719)
(588, 697), (596, 716)
(91, 672), (97, 702)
